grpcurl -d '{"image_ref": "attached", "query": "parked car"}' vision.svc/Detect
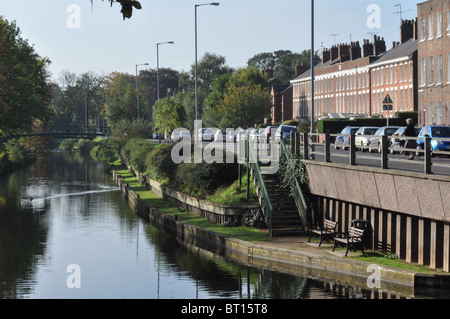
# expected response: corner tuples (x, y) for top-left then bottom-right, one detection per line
(389, 126), (420, 154)
(197, 128), (215, 141)
(367, 126), (400, 153)
(249, 128), (265, 143)
(354, 126), (379, 151)
(236, 130), (248, 142)
(170, 129), (190, 141)
(262, 126), (278, 143)
(214, 130), (226, 142)
(416, 125), (450, 156)
(226, 130), (237, 142)
(275, 125), (298, 143)
(249, 129), (260, 143)
(335, 126), (359, 150)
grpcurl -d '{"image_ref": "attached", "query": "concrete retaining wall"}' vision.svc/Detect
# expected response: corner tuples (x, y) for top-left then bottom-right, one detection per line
(112, 168), (450, 294)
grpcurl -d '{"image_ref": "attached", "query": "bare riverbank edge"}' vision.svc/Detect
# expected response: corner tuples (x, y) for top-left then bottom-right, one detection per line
(111, 165), (450, 297)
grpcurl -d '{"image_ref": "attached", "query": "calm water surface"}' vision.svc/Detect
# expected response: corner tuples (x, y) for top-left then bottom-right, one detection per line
(0, 151), (443, 299)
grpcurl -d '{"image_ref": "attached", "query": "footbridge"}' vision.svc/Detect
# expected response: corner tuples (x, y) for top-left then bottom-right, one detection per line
(1, 126), (107, 140)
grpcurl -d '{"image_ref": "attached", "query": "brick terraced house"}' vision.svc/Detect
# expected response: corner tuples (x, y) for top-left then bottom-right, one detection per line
(417, 0), (450, 126)
(290, 20), (418, 122)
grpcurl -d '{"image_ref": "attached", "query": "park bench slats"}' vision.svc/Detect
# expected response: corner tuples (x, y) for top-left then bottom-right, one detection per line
(308, 219), (338, 247)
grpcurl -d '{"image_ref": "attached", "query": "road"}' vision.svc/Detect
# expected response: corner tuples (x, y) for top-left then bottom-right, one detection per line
(309, 144), (449, 176)
(150, 138), (450, 177)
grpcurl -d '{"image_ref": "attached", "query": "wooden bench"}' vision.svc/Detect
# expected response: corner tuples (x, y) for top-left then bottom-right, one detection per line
(308, 219), (338, 247)
(332, 226), (366, 256)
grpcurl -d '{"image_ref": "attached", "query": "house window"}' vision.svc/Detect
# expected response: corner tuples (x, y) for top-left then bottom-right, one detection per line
(429, 15), (434, 39)
(429, 103), (434, 125)
(447, 11), (450, 35)
(400, 65), (403, 82)
(420, 18), (426, 40)
(437, 54), (443, 84)
(437, 102), (443, 125)
(437, 13), (443, 37)
(429, 56), (434, 85)
(448, 53), (450, 83)
(420, 58), (426, 86)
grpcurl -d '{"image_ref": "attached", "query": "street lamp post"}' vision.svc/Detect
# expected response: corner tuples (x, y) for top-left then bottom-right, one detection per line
(157, 41), (174, 101)
(136, 62), (149, 120)
(195, 2), (220, 122)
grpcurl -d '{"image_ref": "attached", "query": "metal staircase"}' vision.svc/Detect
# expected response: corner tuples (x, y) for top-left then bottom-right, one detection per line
(246, 138), (310, 237)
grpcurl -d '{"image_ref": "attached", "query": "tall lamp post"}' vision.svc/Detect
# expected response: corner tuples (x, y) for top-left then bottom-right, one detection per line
(135, 62), (149, 120)
(157, 41), (174, 101)
(195, 2), (220, 122)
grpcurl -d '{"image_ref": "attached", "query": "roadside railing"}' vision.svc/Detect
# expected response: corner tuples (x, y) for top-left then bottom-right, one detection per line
(287, 132), (450, 175)
(280, 138), (310, 231)
(247, 139), (273, 236)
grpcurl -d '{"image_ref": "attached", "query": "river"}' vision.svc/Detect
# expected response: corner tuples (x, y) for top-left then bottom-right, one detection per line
(0, 151), (442, 300)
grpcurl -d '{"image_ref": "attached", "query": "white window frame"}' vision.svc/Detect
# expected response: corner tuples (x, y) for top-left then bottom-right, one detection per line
(429, 15), (434, 40)
(437, 12), (443, 38)
(437, 54), (443, 85)
(421, 18), (426, 41)
(429, 56), (434, 85)
(421, 58), (426, 87)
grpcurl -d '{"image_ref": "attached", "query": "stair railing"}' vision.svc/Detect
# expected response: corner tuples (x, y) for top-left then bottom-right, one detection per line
(280, 138), (310, 231)
(247, 139), (273, 236)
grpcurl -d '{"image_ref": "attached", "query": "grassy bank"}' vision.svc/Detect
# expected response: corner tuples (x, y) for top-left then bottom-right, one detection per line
(113, 160), (270, 242)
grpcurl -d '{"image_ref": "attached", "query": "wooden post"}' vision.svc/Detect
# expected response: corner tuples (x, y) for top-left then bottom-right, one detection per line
(406, 216), (412, 263)
(444, 224), (450, 272)
(418, 219), (424, 265)
(430, 221), (437, 269)
(396, 215), (402, 258)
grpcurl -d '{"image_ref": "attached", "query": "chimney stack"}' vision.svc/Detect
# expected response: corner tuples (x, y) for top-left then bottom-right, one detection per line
(350, 41), (361, 60)
(373, 35), (386, 56)
(295, 63), (306, 76)
(330, 45), (338, 61)
(322, 49), (331, 64)
(400, 19), (415, 43)
(362, 39), (373, 57)
(262, 67), (274, 79)
(338, 43), (350, 62)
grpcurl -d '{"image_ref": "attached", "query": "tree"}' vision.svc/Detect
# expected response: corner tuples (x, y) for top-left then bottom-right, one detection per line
(247, 49), (321, 82)
(177, 52), (233, 128)
(0, 17), (51, 135)
(50, 71), (105, 128)
(138, 68), (179, 121)
(152, 97), (186, 137)
(216, 82), (271, 129)
(104, 72), (137, 125)
(203, 67), (270, 129)
(96, 0), (142, 20)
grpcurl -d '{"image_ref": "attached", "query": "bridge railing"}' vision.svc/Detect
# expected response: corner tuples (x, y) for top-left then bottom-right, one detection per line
(287, 132), (449, 175)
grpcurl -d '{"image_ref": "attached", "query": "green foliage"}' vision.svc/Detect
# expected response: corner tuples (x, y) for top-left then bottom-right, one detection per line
(117, 138), (240, 199)
(217, 82), (271, 128)
(152, 97), (186, 135)
(0, 16), (51, 134)
(99, 0), (142, 20)
(110, 118), (150, 141)
(278, 151), (309, 198)
(247, 49), (321, 82)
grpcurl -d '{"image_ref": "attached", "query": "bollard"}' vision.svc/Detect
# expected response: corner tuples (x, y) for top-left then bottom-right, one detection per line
(303, 132), (309, 159)
(324, 133), (331, 162)
(350, 134), (356, 165)
(424, 137), (432, 174)
(381, 135), (388, 169)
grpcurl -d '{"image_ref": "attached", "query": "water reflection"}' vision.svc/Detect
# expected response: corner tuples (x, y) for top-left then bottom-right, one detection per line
(0, 151), (441, 299)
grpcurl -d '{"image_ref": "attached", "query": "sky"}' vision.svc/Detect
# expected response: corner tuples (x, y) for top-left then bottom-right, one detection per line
(0, 0), (417, 83)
